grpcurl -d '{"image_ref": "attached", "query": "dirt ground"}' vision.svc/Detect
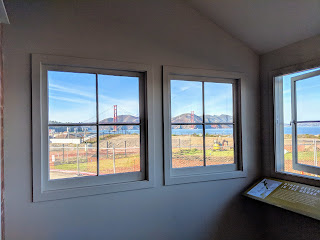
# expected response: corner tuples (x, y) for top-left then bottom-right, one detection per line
(49, 134), (236, 179)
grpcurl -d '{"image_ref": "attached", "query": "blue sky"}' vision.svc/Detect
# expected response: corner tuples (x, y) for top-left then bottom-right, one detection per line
(98, 75), (139, 121)
(48, 71), (139, 123)
(171, 80), (233, 120)
(282, 67), (320, 124)
(48, 68), (320, 125)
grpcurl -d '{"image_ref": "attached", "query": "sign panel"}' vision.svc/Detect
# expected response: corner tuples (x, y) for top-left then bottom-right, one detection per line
(244, 178), (320, 220)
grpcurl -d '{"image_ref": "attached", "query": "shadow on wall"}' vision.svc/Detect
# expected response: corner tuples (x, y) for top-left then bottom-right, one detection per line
(264, 204), (320, 240)
(209, 196), (268, 240)
(211, 195), (320, 240)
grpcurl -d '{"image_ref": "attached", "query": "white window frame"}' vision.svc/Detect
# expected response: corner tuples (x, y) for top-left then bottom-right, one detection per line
(163, 66), (246, 185)
(272, 59), (320, 187)
(32, 54), (155, 202)
(291, 70), (320, 175)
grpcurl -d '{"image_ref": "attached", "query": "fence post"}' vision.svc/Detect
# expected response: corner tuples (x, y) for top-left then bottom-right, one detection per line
(77, 144), (80, 176)
(125, 141), (127, 157)
(85, 143), (88, 163)
(179, 139), (180, 149)
(113, 145), (116, 174)
(62, 144), (65, 162)
(107, 141), (109, 159)
(314, 140), (317, 167)
(190, 138), (191, 150)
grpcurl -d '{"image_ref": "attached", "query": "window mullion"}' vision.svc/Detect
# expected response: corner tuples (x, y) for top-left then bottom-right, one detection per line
(138, 73), (146, 179)
(291, 78), (298, 167)
(96, 73), (100, 176)
(202, 82), (206, 167)
(274, 76), (284, 172)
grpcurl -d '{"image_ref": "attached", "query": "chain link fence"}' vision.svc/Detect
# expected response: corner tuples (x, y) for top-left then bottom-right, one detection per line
(171, 136), (234, 168)
(49, 142), (140, 179)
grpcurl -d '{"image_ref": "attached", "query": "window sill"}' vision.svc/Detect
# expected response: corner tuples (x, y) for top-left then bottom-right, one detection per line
(165, 169), (247, 185)
(34, 178), (155, 202)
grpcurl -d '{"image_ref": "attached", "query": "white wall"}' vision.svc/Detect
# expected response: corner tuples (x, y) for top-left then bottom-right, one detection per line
(3, 1), (261, 239)
(260, 34), (320, 240)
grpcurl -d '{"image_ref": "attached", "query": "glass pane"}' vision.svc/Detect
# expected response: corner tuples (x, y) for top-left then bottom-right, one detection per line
(283, 75), (292, 133)
(205, 125), (234, 165)
(296, 123), (320, 167)
(279, 68), (320, 179)
(171, 80), (202, 123)
(99, 125), (140, 175)
(49, 126), (97, 180)
(48, 71), (96, 124)
(283, 128), (320, 178)
(283, 126), (293, 173)
(98, 75), (140, 124)
(204, 82), (233, 123)
(296, 75), (320, 121)
(171, 125), (204, 168)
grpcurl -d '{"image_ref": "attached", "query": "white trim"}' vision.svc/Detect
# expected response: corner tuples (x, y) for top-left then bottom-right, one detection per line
(292, 69), (320, 82)
(32, 54), (155, 201)
(274, 76), (285, 172)
(291, 72), (320, 175)
(163, 65), (246, 185)
(271, 58), (320, 187)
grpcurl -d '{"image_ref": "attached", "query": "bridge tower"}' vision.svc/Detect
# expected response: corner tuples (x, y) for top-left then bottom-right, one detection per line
(113, 105), (117, 131)
(191, 111), (195, 129)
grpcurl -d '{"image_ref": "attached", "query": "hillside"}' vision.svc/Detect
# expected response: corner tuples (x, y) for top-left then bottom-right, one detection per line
(49, 113), (233, 132)
(171, 113), (232, 124)
(171, 113), (232, 129)
(284, 122), (320, 127)
(100, 115), (139, 124)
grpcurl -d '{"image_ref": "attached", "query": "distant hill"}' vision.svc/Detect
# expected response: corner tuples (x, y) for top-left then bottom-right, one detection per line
(49, 113), (233, 132)
(171, 113), (233, 129)
(172, 113), (232, 124)
(49, 115), (139, 126)
(49, 115), (140, 132)
(284, 122), (320, 127)
(99, 115), (139, 130)
(100, 115), (139, 124)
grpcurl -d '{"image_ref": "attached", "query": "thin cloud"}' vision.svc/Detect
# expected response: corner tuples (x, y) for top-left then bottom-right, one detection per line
(50, 95), (95, 105)
(49, 83), (95, 100)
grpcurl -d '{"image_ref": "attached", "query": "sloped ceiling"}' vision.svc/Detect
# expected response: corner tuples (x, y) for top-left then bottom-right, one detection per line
(0, 0), (9, 24)
(187, 0), (320, 54)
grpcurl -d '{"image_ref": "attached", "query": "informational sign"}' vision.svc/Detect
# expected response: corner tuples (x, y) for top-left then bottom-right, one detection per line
(247, 179), (282, 199)
(244, 178), (320, 221)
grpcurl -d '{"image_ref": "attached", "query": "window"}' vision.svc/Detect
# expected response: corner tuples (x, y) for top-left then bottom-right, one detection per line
(32, 54), (154, 201)
(274, 65), (320, 182)
(163, 66), (246, 185)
